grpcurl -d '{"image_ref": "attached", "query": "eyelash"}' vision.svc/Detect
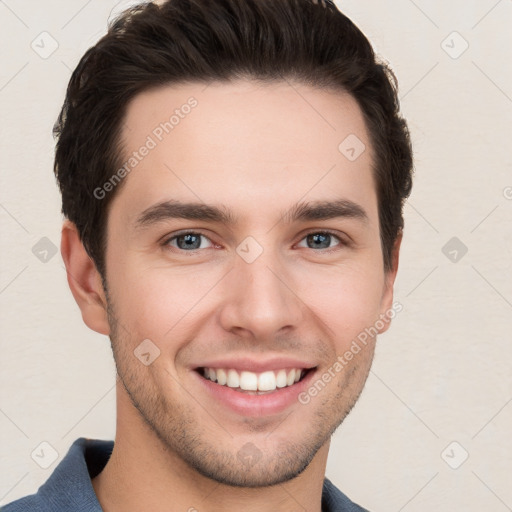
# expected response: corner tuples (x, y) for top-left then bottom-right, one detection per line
(162, 230), (348, 254)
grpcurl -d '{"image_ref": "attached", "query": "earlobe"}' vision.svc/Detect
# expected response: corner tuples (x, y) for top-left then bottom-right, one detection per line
(378, 232), (402, 334)
(60, 220), (110, 335)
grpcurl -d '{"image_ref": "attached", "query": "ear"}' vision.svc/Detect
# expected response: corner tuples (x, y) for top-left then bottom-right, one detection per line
(60, 220), (110, 335)
(377, 232), (402, 334)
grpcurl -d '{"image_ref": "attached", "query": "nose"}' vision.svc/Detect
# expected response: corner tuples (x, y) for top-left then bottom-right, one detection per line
(218, 249), (304, 341)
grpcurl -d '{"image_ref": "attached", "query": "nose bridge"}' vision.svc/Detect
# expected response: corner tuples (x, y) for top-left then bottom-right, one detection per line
(219, 243), (303, 337)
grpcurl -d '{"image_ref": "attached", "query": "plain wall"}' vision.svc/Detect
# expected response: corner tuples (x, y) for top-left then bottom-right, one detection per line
(1, 1), (511, 510)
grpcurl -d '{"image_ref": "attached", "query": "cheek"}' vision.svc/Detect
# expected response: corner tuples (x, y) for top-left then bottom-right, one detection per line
(106, 232), (387, 351)
(301, 262), (386, 344)
(107, 255), (223, 345)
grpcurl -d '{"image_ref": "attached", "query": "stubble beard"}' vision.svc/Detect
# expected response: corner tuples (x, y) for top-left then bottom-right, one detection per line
(104, 290), (374, 488)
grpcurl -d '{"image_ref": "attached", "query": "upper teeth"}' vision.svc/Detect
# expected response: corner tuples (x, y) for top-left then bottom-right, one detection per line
(202, 368), (303, 392)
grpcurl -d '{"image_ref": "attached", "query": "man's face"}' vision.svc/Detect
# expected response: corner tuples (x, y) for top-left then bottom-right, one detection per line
(102, 80), (397, 487)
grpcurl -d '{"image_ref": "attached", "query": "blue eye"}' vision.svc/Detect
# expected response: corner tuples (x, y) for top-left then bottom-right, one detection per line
(163, 230), (344, 253)
(297, 231), (342, 250)
(165, 232), (214, 251)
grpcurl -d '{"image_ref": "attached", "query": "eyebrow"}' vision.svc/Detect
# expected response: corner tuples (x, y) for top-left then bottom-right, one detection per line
(134, 198), (368, 230)
(283, 199), (368, 224)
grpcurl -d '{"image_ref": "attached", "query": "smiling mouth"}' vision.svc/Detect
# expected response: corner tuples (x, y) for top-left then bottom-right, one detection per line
(195, 367), (315, 394)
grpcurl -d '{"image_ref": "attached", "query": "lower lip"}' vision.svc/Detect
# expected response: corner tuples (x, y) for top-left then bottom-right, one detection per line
(193, 369), (317, 417)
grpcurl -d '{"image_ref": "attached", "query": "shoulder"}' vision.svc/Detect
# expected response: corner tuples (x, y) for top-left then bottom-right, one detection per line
(1, 438), (112, 512)
(1, 493), (45, 512)
(322, 477), (371, 512)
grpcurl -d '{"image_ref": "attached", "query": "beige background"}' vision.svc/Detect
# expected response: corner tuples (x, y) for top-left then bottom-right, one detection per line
(1, 1), (511, 510)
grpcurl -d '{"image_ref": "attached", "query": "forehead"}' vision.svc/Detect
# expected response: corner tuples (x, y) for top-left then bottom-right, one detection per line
(112, 80), (377, 225)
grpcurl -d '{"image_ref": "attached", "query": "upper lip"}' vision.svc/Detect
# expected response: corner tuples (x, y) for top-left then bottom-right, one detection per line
(193, 356), (317, 373)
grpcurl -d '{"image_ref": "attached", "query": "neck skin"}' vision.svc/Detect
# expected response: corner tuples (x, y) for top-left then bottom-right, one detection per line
(91, 384), (330, 512)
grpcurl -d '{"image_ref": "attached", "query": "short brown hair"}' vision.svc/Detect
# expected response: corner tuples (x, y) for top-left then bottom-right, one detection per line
(54, 0), (413, 277)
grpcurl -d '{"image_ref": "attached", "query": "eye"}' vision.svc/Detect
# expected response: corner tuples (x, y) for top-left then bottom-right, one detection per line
(164, 232), (214, 251)
(296, 231), (344, 251)
(162, 230), (346, 253)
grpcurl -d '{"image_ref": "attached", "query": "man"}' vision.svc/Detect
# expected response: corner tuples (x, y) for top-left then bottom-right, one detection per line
(3, 0), (412, 510)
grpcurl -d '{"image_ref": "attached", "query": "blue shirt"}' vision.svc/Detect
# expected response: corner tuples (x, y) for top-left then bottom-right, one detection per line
(2, 438), (369, 511)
